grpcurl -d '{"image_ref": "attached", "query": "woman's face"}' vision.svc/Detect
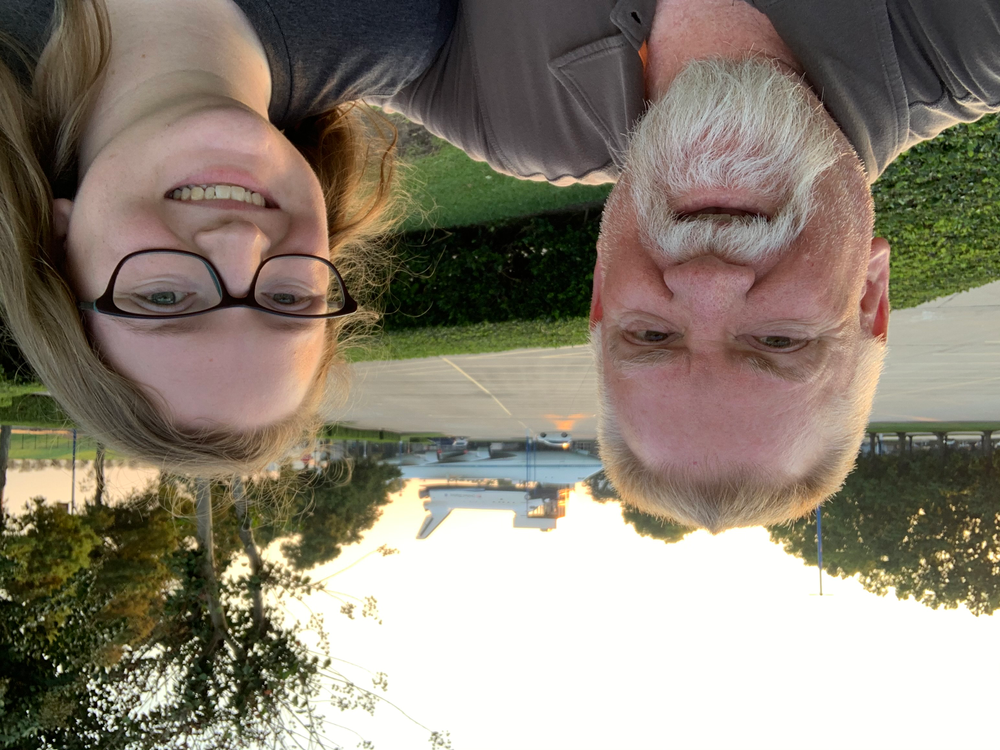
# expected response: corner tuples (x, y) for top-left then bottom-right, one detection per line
(57, 102), (332, 431)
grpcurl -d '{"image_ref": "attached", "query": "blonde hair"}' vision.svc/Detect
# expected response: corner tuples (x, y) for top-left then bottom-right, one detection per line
(0, 0), (399, 477)
(594, 331), (886, 532)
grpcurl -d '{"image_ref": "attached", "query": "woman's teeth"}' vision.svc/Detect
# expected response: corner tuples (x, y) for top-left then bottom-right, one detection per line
(169, 184), (266, 206)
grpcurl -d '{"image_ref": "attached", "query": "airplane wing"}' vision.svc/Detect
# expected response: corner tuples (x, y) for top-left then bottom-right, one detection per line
(417, 508), (454, 539)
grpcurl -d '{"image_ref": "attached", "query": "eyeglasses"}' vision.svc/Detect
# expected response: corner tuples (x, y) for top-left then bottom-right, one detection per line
(77, 250), (358, 320)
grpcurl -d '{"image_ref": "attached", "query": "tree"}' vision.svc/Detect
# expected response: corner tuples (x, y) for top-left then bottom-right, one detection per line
(2, 474), (451, 750)
(621, 505), (693, 545)
(0, 500), (123, 744)
(93, 443), (106, 506)
(770, 451), (1000, 615)
(254, 458), (403, 571)
(0, 485), (182, 745)
(0, 425), (10, 515)
(585, 471), (692, 545)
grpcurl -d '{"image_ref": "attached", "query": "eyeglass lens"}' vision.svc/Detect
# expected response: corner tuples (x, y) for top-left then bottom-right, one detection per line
(111, 253), (346, 317)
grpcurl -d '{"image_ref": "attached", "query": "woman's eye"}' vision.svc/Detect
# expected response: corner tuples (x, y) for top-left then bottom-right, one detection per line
(147, 291), (183, 306)
(261, 290), (319, 312)
(755, 336), (798, 349)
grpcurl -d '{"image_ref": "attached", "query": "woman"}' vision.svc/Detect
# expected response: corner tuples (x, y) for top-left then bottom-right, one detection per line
(0, 0), (454, 475)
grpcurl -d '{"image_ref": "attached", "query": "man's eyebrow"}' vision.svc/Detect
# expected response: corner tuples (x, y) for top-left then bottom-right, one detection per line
(738, 352), (816, 384)
(607, 339), (825, 383)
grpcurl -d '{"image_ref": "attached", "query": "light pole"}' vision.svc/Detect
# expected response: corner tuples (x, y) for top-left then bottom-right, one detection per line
(816, 504), (824, 596)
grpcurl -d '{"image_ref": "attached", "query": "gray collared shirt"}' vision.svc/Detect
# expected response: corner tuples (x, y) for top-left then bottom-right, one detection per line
(384, 0), (1000, 185)
(379, 0), (657, 185)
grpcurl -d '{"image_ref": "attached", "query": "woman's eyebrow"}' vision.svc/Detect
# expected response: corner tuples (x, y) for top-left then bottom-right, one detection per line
(114, 313), (319, 335)
(113, 317), (210, 336)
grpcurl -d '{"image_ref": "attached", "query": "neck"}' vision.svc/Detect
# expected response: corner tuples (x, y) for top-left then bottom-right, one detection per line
(645, 0), (804, 99)
(79, 0), (272, 171)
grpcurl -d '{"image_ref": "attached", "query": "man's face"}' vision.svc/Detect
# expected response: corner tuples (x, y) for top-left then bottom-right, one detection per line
(592, 58), (889, 480)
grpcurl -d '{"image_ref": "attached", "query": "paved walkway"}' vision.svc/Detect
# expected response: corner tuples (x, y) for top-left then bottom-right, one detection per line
(340, 281), (1000, 436)
(870, 280), (1000, 422)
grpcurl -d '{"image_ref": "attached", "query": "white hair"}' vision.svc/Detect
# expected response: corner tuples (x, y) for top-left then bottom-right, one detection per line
(626, 57), (844, 265)
(590, 326), (887, 531)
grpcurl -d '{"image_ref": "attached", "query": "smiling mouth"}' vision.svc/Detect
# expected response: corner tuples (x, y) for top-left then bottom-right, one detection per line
(166, 183), (272, 207)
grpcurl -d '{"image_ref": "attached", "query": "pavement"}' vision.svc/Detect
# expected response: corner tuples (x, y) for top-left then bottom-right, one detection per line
(869, 280), (1000, 422)
(339, 280), (1000, 437)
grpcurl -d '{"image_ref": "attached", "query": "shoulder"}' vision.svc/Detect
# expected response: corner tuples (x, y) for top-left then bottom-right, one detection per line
(751, 0), (1000, 179)
(384, 0), (657, 184)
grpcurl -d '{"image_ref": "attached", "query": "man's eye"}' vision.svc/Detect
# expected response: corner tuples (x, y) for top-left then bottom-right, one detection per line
(631, 330), (672, 343)
(756, 336), (797, 349)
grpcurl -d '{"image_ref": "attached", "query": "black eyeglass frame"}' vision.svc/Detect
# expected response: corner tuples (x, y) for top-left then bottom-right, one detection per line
(77, 249), (358, 320)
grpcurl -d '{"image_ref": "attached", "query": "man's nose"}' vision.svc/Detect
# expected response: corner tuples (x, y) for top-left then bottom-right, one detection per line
(661, 255), (755, 317)
(193, 220), (271, 296)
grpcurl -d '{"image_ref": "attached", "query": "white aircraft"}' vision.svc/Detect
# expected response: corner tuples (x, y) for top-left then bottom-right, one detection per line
(416, 484), (568, 539)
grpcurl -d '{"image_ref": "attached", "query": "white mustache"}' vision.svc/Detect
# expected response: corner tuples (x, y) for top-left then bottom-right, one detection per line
(625, 58), (839, 265)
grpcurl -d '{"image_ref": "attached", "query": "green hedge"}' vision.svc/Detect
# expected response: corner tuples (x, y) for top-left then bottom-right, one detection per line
(0, 393), (70, 427)
(385, 210), (600, 330)
(385, 115), (1000, 329)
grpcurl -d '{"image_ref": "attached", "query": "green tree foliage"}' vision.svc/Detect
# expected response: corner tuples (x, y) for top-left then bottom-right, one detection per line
(584, 471), (692, 545)
(621, 506), (692, 545)
(769, 450), (1000, 615)
(386, 212), (600, 330)
(0, 568), (123, 745)
(2, 498), (101, 601)
(0, 485), (184, 745)
(385, 116), (1000, 333)
(583, 471), (619, 503)
(254, 458), (403, 571)
(0, 470), (448, 750)
(83, 494), (180, 648)
(872, 116), (1000, 308)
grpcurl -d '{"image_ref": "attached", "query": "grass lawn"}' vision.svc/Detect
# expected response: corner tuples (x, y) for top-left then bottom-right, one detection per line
(400, 140), (611, 231)
(8, 432), (109, 461)
(355, 317), (591, 362)
(323, 424), (440, 442)
(0, 381), (47, 406)
(384, 115), (1000, 356)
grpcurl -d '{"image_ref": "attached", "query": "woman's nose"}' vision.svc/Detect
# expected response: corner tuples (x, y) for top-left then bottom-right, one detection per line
(193, 220), (271, 296)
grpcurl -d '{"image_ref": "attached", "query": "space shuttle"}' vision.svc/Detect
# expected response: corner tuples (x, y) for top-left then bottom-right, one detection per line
(417, 484), (568, 539)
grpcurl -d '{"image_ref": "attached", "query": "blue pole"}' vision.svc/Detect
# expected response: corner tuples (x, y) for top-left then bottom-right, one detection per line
(524, 430), (531, 484)
(816, 505), (824, 596)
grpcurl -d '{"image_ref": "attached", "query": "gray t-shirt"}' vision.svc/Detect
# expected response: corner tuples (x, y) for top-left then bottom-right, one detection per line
(385, 0), (1000, 185)
(0, 0), (456, 127)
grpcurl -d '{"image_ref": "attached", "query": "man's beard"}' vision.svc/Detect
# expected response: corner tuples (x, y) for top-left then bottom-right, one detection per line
(625, 58), (841, 264)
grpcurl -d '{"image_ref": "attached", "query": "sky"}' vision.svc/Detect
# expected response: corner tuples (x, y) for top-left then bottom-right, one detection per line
(7, 465), (996, 749)
(271, 480), (1000, 750)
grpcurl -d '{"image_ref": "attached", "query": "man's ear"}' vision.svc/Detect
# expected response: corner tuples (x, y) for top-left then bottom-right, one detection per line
(53, 198), (74, 243)
(860, 237), (890, 341)
(590, 256), (603, 328)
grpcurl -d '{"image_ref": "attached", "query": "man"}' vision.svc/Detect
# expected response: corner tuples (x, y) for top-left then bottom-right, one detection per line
(380, 0), (1000, 530)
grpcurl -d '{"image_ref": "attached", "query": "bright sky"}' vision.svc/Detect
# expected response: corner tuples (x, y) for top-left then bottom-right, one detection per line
(281, 480), (1000, 750)
(9, 467), (996, 749)
(3, 462), (158, 515)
